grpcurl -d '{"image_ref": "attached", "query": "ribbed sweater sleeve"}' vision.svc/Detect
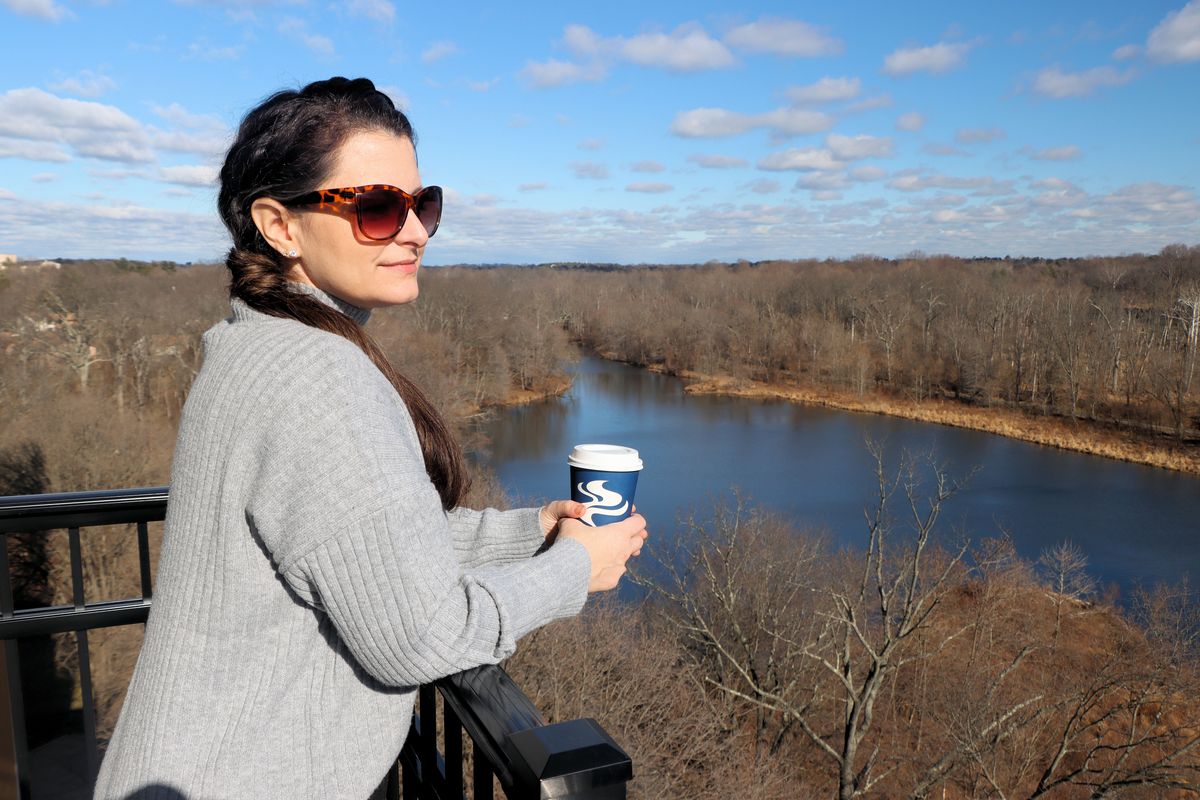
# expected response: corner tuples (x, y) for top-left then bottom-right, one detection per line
(244, 326), (589, 687)
(445, 506), (547, 569)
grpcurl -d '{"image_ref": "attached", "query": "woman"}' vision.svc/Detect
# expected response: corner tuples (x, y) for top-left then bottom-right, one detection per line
(95, 76), (648, 799)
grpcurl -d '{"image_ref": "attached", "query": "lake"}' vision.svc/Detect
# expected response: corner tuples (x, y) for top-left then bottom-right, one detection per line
(473, 354), (1200, 597)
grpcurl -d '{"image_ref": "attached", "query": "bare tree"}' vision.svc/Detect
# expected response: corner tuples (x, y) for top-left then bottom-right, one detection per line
(1037, 541), (1097, 648)
(645, 446), (982, 800)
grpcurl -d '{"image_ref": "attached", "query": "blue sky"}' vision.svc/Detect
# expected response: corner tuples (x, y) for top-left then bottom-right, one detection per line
(1, 0), (1198, 264)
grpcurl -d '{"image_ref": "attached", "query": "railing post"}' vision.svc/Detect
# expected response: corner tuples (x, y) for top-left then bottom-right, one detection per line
(505, 718), (632, 800)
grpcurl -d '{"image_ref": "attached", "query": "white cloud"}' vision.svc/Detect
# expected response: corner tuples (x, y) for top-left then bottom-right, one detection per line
(671, 108), (757, 138)
(48, 70), (116, 98)
(183, 39), (242, 61)
(520, 59), (606, 88)
(150, 103), (230, 158)
(631, 160), (665, 173)
(785, 76), (860, 105)
(887, 169), (1007, 193)
(578, 138), (604, 151)
(1032, 65), (1136, 98)
(151, 130), (229, 158)
(0, 196), (227, 261)
(725, 17), (843, 57)
(525, 23), (735, 87)
(0, 88), (154, 162)
(1112, 44), (1140, 61)
(519, 182), (548, 191)
(1029, 178), (1087, 208)
(422, 41), (459, 63)
(347, 0), (394, 22)
(795, 171), (848, 191)
(468, 78), (501, 92)
(0, 137), (71, 162)
(687, 154), (748, 169)
(562, 23), (605, 56)
(922, 143), (969, 157)
(745, 179), (780, 194)
(845, 94), (893, 112)
(849, 166), (887, 181)
(670, 107), (832, 138)
(1027, 145), (1082, 161)
(570, 161), (609, 179)
(955, 127), (1005, 144)
(883, 41), (974, 76)
(827, 133), (894, 160)
(159, 165), (219, 187)
(620, 24), (735, 71)
(757, 148), (840, 171)
(626, 182), (673, 193)
(1, 0), (72, 21)
(896, 111), (925, 131)
(758, 108), (836, 136)
(31, 172), (58, 182)
(1098, 181), (1200, 224)
(278, 18), (334, 58)
(1147, 0), (1200, 62)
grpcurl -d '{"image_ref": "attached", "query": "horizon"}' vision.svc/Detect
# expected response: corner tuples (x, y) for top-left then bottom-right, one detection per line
(1, 0), (1199, 264)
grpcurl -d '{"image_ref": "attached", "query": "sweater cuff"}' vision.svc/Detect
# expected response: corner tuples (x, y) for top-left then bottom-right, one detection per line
(512, 506), (550, 555)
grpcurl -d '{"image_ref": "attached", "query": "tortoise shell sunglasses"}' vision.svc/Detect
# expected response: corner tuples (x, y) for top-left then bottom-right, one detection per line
(284, 184), (442, 240)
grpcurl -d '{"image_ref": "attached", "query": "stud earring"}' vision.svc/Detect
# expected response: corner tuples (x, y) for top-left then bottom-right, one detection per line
(287, 249), (297, 258)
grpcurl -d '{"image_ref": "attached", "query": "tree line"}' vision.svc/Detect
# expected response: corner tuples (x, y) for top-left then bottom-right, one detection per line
(552, 245), (1200, 447)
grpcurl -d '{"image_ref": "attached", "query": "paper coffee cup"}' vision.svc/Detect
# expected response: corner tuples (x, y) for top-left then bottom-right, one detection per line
(568, 444), (643, 527)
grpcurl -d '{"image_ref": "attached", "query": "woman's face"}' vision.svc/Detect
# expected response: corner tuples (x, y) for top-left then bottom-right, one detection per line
(288, 129), (429, 308)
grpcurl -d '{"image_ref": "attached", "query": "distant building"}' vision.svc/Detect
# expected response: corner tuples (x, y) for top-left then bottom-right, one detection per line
(0, 254), (17, 268)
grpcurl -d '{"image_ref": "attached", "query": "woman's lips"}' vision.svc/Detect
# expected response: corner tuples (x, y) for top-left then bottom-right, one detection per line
(381, 260), (419, 274)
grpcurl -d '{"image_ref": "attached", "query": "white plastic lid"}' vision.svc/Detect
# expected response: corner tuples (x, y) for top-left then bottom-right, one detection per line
(567, 443), (643, 471)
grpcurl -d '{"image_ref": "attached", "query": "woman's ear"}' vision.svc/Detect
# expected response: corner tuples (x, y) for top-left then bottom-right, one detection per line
(250, 197), (300, 258)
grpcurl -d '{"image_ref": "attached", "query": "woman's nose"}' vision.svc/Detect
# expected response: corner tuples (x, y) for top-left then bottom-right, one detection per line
(396, 206), (430, 247)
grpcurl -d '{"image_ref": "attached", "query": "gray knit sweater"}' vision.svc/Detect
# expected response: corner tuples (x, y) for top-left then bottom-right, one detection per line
(93, 284), (590, 799)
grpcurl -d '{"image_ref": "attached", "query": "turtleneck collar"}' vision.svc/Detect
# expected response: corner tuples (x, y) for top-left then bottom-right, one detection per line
(229, 281), (372, 326)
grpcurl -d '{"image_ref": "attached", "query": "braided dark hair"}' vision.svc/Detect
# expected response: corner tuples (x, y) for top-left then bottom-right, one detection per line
(217, 76), (468, 510)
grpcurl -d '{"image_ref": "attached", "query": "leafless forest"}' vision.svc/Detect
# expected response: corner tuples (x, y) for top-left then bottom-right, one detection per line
(551, 246), (1200, 468)
(1, 253), (1198, 797)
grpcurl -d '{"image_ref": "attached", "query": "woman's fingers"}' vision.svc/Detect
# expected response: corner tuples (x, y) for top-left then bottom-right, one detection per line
(539, 499), (588, 538)
(559, 515), (647, 593)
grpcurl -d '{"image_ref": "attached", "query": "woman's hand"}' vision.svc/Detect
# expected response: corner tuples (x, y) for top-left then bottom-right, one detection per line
(537, 499), (586, 543)
(558, 513), (649, 593)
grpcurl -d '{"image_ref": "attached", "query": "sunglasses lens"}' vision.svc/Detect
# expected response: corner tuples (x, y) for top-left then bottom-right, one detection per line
(356, 189), (406, 240)
(415, 186), (442, 237)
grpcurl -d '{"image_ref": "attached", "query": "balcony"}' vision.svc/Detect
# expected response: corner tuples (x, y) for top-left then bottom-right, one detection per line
(0, 487), (631, 799)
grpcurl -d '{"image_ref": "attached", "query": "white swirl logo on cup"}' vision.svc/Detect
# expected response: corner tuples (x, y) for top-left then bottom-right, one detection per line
(568, 444), (643, 527)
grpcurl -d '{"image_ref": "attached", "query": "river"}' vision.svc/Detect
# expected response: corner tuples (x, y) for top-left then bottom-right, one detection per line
(472, 354), (1200, 597)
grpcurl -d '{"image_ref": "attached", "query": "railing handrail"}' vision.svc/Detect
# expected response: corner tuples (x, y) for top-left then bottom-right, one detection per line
(0, 486), (169, 533)
(0, 486), (631, 799)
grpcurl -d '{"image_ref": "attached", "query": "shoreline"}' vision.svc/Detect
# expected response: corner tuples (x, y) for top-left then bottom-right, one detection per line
(501, 374), (574, 407)
(624, 361), (1199, 476)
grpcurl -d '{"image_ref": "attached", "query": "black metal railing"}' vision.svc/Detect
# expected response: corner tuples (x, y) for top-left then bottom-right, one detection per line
(0, 488), (631, 800)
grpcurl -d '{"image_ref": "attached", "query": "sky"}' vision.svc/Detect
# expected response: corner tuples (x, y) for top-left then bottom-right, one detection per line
(1, 0), (1199, 265)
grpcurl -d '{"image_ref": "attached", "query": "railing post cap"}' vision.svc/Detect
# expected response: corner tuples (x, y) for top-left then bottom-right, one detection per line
(505, 717), (632, 798)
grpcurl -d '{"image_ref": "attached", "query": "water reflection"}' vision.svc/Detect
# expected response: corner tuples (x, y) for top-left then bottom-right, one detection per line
(475, 354), (1200, 597)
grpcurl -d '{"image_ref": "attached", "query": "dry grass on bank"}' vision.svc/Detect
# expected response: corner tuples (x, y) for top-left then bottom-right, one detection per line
(674, 370), (1200, 475)
(499, 374), (574, 409)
